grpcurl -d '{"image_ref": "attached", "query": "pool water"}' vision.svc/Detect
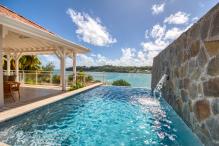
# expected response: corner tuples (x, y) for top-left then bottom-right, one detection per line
(0, 86), (202, 146)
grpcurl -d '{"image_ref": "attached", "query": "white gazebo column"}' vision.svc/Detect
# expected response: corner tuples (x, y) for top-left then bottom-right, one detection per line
(60, 50), (66, 91)
(14, 53), (22, 82)
(72, 52), (77, 84)
(6, 54), (10, 76)
(0, 25), (4, 106)
(15, 58), (19, 81)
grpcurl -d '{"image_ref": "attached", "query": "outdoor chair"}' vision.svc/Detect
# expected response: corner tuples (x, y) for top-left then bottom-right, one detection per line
(3, 81), (16, 101)
(3, 75), (21, 101)
(11, 82), (21, 100)
(8, 75), (16, 82)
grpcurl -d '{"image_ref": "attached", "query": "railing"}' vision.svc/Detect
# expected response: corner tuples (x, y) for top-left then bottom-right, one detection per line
(66, 72), (106, 86)
(3, 70), (106, 86)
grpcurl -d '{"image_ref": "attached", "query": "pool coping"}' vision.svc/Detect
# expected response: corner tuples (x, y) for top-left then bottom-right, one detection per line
(0, 142), (9, 146)
(0, 83), (103, 123)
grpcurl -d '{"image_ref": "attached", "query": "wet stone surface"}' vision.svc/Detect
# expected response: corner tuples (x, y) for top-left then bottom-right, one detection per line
(212, 99), (219, 115)
(194, 99), (211, 121)
(190, 40), (200, 58)
(197, 46), (208, 68)
(206, 116), (219, 141)
(205, 41), (219, 57)
(188, 83), (198, 99)
(207, 55), (219, 76)
(210, 11), (219, 37)
(181, 89), (189, 102)
(203, 78), (219, 97)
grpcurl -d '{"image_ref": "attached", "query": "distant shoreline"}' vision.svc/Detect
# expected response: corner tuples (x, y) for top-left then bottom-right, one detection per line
(85, 71), (151, 74)
(66, 65), (152, 74)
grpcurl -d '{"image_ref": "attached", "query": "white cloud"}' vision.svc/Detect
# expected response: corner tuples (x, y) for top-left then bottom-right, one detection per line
(38, 55), (60, 67)
(142, 24), (168, 52)
(38, 55), (73, 69)
(140, 12), (193, 65)
(141, 23), (187, 65)
(77, 54), (95, 66)
(39, 9), (195, 67)
(67, 8), (117, 46)
(39, 22), (190, 68)
(141, 41), (168, 52)
(164, 27), (184, 40)
(192, 17), (199, 22)
(150, 24), (166, 40)
(77, 48), (154, 66)
(151, 3), (165, 15)
(38, 48), (155, 68)
(164, 11), (190, 24)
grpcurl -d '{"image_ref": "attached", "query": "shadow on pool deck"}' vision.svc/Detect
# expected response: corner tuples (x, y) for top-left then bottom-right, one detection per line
(0, 84), (65, 112)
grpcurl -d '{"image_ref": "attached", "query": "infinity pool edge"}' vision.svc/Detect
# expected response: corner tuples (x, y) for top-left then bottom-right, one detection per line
(0, 83), (103, 123)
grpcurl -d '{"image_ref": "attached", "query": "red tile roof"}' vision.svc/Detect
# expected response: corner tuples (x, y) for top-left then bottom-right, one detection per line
(0, 4), (53, 34)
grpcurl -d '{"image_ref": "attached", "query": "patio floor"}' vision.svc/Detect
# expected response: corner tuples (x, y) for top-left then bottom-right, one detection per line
(1, 84), (64, 112)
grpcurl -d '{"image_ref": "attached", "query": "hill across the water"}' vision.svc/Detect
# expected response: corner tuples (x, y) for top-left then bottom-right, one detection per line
(66, 65), (152, 73)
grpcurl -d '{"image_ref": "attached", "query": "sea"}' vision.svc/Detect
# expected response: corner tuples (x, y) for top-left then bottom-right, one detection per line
(62, 71), (151, 88)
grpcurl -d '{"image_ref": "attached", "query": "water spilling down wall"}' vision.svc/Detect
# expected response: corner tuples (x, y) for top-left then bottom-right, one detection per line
(151, 3), (219, 146)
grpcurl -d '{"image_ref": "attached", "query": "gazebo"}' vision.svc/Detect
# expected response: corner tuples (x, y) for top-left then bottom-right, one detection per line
(0, 5), (90, 106)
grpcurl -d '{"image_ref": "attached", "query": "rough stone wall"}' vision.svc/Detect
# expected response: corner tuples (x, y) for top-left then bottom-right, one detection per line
(152, 3), (219, 146)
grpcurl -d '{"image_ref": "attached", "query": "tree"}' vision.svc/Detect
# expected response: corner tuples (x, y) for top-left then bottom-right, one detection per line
(3, 55), (41, 71)
(42, 62), (55, 71)
(2, 55), (15, 70)
(19, 55), (41, 70)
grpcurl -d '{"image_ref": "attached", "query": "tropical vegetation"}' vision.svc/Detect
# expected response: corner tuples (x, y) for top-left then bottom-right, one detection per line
(69, 82), (85, 91)
(4, 55), (140, 90)
(41, 62), (55, 71)
(67, 65), (152, 73)
(3, 55), (41, 70)
(112, 79), (131, 86)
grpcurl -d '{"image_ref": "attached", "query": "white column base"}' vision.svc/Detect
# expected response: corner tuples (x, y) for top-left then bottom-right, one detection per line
(0, 25), (4, 106)
(72, 53), (77, 84)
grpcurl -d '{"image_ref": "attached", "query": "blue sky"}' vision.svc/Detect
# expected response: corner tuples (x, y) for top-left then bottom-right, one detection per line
(1, 0), (218, 68)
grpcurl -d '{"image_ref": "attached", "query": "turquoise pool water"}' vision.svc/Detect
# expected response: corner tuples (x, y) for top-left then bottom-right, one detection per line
(0, 86), (202, 146)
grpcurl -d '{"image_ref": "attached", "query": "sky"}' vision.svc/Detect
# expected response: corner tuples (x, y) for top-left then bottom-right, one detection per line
(0, 0), (218, 68)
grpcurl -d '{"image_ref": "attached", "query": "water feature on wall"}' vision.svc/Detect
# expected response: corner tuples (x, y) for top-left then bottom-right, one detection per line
(153, 74), (168, 98)
(152, 3), (219, 145)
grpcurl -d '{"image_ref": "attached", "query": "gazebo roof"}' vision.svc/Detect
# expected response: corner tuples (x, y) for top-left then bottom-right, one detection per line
(0, 5), (53, 34)
(0, 4), (90, 56)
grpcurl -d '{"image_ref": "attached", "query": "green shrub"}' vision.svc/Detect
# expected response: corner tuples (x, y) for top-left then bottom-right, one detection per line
(24, 74), (36, 84)
(68, 75), (73, 82)
(77, 71), (85, 83)
(86, 75), (93, 82)
(94, 80), (101, 83)
(112, 79), (131, 86)
(78, 71), (85, 76)
(69, 82), (85, 91)
(38, 73), (51, 83)
(25, 78), (35, 84)
(52, 75), (60, 84)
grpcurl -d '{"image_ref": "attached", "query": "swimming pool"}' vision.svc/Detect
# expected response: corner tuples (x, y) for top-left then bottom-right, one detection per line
(0, 86), (202, 146)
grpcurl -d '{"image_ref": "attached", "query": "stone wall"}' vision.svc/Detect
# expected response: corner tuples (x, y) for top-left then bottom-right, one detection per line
(152, 3), (219, 146)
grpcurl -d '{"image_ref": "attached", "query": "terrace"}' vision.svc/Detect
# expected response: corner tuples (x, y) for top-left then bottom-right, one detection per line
(0, 1), (218, 146)
(0, 4), (92, 108)
(1, 84), (63, 111)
